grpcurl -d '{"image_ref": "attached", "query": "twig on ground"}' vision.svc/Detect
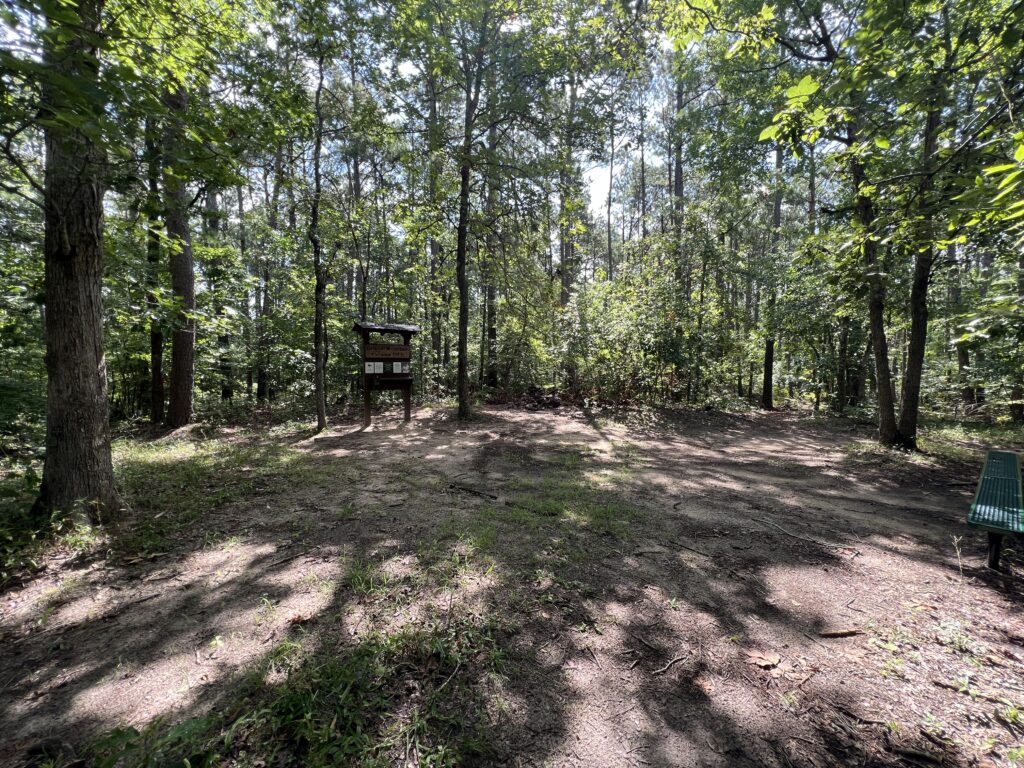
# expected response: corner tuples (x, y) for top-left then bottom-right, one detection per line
(629, 632), (660, 652)
(266, 550), (311, 569)
(448, 483), (498, 500)
(652, 653), (688, 675)
(845, 598), (865, 614)
(818, 628), (864, 638)
(666, 539), (714, 559)
(751, 517), (859, 555)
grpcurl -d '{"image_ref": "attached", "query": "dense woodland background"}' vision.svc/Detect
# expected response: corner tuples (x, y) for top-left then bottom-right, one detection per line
(1, 0), (1023, 528)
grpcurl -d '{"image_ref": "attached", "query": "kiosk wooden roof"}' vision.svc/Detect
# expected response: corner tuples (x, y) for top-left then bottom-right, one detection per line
(352, 321), (421, 336)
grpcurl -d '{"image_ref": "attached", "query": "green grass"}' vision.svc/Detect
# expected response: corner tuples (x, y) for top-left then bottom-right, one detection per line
(506, 472), (639, 540)
(111, 436), (325, 557)
(90, 615), (507, 768)
(916, 420), (1024, 462)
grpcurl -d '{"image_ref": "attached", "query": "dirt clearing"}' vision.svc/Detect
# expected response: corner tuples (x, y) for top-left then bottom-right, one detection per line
(2, 407), (1023, 767)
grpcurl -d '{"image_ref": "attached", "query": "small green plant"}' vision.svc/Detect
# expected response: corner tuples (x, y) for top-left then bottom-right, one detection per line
(881, 657), (905, 679)
(254, 594), (277, 626)
(937, 620), (980, 656)
(998, 702), (1023, 727)
(335, 503), (357, 519)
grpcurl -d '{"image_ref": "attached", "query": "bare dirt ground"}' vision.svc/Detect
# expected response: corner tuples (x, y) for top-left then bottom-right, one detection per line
(2, 406), (1024, 767)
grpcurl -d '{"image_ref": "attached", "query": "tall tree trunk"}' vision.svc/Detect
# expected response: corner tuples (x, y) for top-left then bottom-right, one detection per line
(639, 98), (647, 240)
(484, 126), (499, 389)
(761, 147), (782, 410)
(455, 14), (487, 419)
(310, 48), (328, 432)
(257, 148), (282, 402)
(850, 129), (899, 444)
(33, 0), (119, 522)
(163, 85), (196, 428)
(948, 244), (974, 406)
(205, 190), (233, 401)
(835, 318), (849, 413)
(426, 70), (444, 392)
(607, 119), (614, 279)
(897, 89), (943, 448)
(456, 152), (473, 417)
(145, 118), (164, 425)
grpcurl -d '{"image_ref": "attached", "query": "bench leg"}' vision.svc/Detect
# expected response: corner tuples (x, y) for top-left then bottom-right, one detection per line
(987, 532), (1004, 571)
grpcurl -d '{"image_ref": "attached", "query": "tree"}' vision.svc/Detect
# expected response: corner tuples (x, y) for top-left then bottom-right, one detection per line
(31, 0), (119, 521)
(162, 85), (197, 428)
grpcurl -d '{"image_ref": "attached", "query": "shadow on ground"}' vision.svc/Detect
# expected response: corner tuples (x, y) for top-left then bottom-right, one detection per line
(1, 406), (1022, 767)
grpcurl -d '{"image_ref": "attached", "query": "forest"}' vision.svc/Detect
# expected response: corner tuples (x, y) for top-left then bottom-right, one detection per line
(2, 0), (1024, 766)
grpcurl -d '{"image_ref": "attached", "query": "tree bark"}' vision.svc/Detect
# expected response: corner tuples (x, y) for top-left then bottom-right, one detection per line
(145, 118), (164, 425)
(33, 0), (119, 523)
(896, 89), (943, 448)
(484, 126), (499, 389)
(607, 119), (614, 279)
(163, 85), (196, 428)
(761, 147), (783, 410)
(310, 48), (328, 432)
(850, 139), (899, 444)
(455, 12), (488, 419)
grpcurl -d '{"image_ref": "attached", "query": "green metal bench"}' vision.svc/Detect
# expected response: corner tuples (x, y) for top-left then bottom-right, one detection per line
(968, 450), (1023, 570)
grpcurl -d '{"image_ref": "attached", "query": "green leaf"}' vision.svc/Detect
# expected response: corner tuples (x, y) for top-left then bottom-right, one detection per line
(758, 124), (779, 142)
(983, 163), (1016, 175)
(785, 75), (819, 99)
(874, 137), (890, 150)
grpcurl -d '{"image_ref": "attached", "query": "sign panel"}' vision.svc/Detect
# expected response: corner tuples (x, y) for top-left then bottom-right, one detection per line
(365, 344), (411, 360)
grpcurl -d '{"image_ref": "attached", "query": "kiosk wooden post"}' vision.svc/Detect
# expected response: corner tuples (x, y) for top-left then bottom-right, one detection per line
(353, 321), (420, 426)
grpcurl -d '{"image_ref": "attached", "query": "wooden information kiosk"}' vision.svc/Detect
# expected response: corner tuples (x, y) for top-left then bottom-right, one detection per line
(353, 321), (420, 426)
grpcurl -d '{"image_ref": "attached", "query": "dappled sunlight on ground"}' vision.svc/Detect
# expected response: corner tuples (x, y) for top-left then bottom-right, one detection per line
(2, 406), (1022, 767)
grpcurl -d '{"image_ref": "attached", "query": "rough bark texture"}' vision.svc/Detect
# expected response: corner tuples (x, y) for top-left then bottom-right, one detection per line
(310, 50), (328, 432)
(851, 149), (899, 445)
(761, 147), (783, 411)
(896, 95), (943, 449)
(455, 15), (487, 419)
(456, 153), (473, 418)
(163, 85), (196, 428)
(34, 0), (119, 523)
(145, 119), (164, 425)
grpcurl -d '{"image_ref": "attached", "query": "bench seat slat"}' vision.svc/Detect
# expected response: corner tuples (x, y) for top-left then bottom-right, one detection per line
(968, 450), (1024, 534)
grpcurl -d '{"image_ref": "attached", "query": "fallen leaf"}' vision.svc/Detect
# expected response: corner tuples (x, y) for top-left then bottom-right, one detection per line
(745, 650), (781, 669)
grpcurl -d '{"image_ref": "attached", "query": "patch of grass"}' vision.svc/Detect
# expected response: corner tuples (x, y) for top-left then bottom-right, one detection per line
(917, 421), (1024, 462)
(112, 436), (323, 557)
(937, 619), (982, 656)
(0, 463), (111, 585)
(299, 571), (337, 596)
(90, 616), (507, 768)
(347, 557), (394, 600)
(507, 472), (639, 539)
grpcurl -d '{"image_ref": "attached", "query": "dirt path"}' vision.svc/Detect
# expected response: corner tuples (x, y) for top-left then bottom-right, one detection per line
(2, 407), (1023, 767)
